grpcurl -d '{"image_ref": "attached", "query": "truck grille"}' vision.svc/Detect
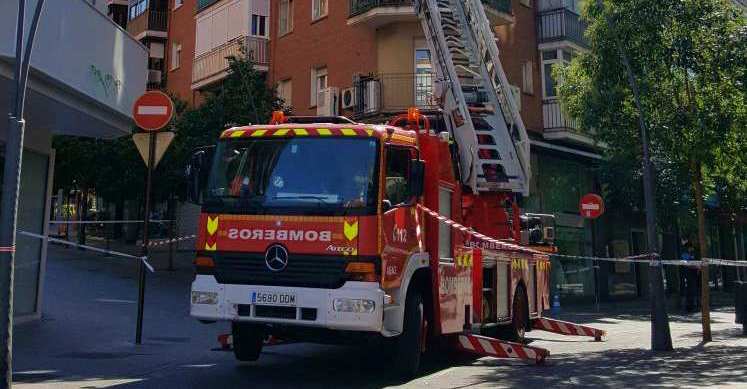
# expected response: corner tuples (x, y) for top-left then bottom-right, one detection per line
(213, 253), (350, 289)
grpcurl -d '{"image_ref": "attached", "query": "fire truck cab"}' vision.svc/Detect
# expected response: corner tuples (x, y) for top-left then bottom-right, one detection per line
(186, 112), (552, 376)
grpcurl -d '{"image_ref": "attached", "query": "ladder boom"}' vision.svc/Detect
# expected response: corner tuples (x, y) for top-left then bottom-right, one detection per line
(416, 0), (531, 195)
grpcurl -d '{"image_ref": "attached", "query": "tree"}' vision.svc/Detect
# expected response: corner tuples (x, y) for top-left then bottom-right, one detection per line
(557, 0), (747, 344)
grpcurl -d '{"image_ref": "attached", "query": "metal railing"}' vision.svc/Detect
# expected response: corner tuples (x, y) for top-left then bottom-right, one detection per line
(349, 0), (414, 17)
(537, 8), (588, 47)
(542, 99), (586, 134)
(353, 72), (438, 118)
(126, 9), (168, 36)
(192, 36), (269, 87)
(482, 0), (511, 14)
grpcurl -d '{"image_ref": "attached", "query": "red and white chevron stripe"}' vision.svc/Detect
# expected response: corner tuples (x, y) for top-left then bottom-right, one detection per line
(532, 318), (605, 341)
(218, 333), (287, 350)
(456, 334), (549, 364)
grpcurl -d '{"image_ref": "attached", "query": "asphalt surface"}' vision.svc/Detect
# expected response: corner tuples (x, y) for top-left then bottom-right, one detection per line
(11, 245), (747, 388)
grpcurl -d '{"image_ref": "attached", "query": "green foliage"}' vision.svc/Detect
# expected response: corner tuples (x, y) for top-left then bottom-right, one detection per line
(556, 0), (747, 229)
(53, 54), (280, 206)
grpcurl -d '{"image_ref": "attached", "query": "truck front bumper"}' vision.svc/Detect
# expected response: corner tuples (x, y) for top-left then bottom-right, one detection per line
(190, 275), (385, 333)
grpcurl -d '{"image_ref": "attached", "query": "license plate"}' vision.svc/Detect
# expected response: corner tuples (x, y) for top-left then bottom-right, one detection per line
(252, 291), (297, 306)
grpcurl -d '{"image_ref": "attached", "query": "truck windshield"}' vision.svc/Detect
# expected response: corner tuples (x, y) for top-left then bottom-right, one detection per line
(205, 137), (379, 215)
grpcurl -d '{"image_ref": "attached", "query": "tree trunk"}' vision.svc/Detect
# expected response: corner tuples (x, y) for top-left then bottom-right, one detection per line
(692, 160), (712, 342)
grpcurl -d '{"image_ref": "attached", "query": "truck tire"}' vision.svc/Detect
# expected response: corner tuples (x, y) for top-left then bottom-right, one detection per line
(393, 288), (425, 378)
(507, 285), (528, 342)
(232, 322), (264, 362)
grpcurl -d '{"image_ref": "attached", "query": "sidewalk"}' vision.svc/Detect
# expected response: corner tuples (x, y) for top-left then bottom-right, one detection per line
(11, 244), (747, 388)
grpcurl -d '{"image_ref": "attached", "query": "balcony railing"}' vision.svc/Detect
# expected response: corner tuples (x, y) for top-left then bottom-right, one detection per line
(349, 0), (413, 17)
(353, 73), (438, 118)
(126, 10), (168, 37)
(542, 99), (597, 145)
(192, 36), (269, 89)
(537, 8), (588, 48)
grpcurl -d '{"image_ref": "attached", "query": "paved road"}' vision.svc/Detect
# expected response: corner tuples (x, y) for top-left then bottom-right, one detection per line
(12, 246), (747, 388)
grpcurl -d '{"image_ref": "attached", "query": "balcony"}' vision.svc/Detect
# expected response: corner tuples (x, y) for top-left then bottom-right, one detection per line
(192, 36), (270, 90)
(542, 100), (596, 146)
(537, 8), (588, 48)
(348, 0), (416, 27)
(352, 73), (438, 119)
(482, 0), (514, 26)
(126, 9), (168, 40)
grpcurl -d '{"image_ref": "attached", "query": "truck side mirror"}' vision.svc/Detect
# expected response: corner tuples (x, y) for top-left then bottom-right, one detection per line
(409, 159), (425, 198)
(186, 146), (214, 204)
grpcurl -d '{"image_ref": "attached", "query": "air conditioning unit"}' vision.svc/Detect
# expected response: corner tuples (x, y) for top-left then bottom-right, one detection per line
(317, 87), (340, 116)
(363, 80), (380, 113)
(341, 87), (357, 110)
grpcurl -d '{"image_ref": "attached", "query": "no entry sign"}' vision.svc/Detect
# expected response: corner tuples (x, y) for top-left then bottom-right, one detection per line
(132, 91), (174, 131)
(580, 193), (605, 219)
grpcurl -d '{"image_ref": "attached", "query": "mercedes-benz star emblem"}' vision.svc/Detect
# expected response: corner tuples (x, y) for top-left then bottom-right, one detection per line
(265, 245), (289, 272)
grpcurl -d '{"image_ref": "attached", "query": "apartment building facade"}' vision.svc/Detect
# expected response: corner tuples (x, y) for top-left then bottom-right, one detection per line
(267, 0), (646, 303)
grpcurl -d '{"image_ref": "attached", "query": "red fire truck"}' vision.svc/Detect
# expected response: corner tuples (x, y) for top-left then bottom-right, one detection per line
(185, 0), (603, 377)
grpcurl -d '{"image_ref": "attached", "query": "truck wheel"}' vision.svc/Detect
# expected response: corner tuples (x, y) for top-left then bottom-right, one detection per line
(507, 285), (528, 342)
(393, 289), (425, 378)
(232, 322), (264, 362)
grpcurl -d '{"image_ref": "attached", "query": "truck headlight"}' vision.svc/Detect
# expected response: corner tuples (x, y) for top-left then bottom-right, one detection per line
(333, 298), (376, 313)
(191, 291), (218, 305)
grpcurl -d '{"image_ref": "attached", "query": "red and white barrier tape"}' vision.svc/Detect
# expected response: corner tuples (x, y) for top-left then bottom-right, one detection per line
(0, 246), (15, 253)
(417, 204), (545, 256)
(18, 231), (154, 273)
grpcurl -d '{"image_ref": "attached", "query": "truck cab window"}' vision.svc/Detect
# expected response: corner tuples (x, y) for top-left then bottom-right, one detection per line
(385, 147), (411, 206)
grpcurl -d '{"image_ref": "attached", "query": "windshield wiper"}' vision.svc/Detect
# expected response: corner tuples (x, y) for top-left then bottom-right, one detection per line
(273, 195), (334, 205)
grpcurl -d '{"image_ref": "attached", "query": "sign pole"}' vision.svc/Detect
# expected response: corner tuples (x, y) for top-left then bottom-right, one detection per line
(136, 131), (156, 345)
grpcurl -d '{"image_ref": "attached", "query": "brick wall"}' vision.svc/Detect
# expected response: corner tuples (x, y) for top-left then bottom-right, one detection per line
(269, 1), (378, 115)
(494, 1), (544, 135)
(166, 0), (197, 107)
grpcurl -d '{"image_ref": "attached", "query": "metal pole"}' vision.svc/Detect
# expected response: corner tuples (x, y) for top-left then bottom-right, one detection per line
(168, 220), (175, 271)
(135, 132), (156, 345)
(2, 1), (46, 387)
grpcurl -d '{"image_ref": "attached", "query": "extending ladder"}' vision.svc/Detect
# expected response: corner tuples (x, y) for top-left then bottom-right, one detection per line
(416, 0), (531, 195)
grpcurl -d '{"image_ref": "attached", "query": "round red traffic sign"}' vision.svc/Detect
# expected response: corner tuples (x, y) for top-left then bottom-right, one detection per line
(132, 91), (174, 131)
(580, 193), (605, 219)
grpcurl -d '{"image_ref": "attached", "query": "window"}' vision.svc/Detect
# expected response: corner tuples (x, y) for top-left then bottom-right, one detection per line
(310, 67), (328, 107)
(541, 48), (573, 99)
(438, 188), (452, 259)
(277, 79), (292, 108)
(279, 0), (294, 36)
(129, 0), (148, 20)
(170, 42), (181, 70)
(414, 48), (434, 107)
(174, 0), (183, 9)
(312, 0), (328, 20)
(251, 14), (268, 37)
(521, 61), (534, 94)
(385, 147), (412, 206)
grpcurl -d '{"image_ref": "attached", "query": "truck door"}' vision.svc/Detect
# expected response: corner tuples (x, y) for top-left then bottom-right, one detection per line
(381, 146), (420, 290)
